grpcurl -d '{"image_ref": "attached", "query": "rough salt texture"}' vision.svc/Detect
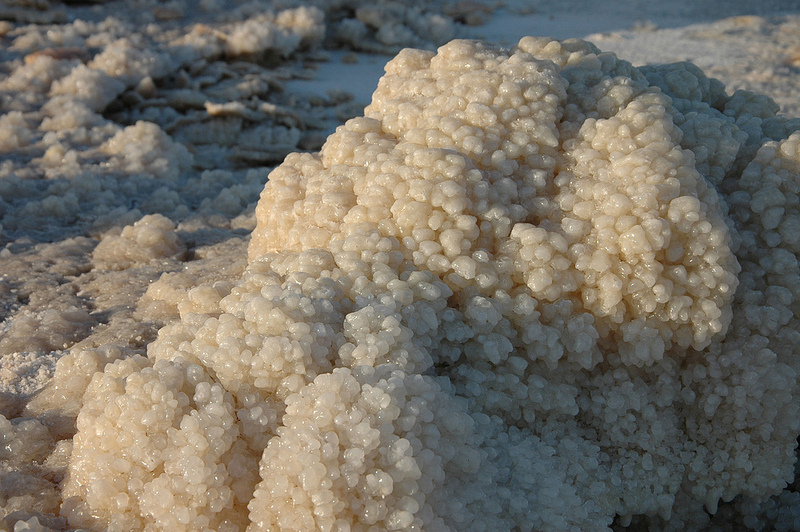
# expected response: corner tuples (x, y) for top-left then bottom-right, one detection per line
(53, 36), (800, 532)
(0, 3), (497, 527)
(587, 13), (800, 119)
(91, 213), (186, 271)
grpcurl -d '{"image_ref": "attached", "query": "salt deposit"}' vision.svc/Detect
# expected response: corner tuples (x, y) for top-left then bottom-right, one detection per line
(1, 1), (800, 531)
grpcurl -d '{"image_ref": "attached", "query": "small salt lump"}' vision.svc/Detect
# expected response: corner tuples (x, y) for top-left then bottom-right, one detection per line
(92, 213), (185, 270)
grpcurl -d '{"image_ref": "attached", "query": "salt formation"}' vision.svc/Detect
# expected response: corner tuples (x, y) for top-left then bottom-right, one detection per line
(55, 36), (800, 531)
(91, 214), (186, 271)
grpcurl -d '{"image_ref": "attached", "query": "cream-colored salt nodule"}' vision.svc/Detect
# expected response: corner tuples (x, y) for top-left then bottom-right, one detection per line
(48, 37), (800, 531)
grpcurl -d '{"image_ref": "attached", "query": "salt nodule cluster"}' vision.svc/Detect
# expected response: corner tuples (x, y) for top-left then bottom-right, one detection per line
(58, 37), (800, 531)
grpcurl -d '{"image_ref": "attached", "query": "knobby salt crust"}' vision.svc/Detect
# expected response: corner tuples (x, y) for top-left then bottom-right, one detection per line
(54, 37), (800, 531)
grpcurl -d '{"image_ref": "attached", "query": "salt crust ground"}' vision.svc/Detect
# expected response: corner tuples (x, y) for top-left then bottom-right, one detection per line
(1, 0), (800, 531)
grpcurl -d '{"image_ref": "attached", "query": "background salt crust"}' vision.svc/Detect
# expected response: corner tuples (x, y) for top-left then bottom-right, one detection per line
(2, 0), (800, 530)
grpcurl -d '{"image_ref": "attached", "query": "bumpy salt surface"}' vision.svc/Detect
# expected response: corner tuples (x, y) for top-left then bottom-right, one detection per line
(3, 1), (800, 531)
(0, 1), (497, 530)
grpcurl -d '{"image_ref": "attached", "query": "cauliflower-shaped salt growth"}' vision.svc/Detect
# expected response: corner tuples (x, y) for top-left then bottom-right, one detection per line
(638, 62), (748, 187)
(66, 37), (800, 531)
(100, 120), (193, 181)
(0, 55), (75, 96)
(92, 213), (186, 270)
(88, 38), (172, 87)
(49, 64), (126, 113)
(251, 38), (738, 364)
(246, 37), (796, 525)
(148, 237), (453, 404)
(226, 6), (324, 58)
(248, 365), (486, 531)
(62, 355), (260, 532)
(648, 136), (800, 526)
(0, 111), (34, 151)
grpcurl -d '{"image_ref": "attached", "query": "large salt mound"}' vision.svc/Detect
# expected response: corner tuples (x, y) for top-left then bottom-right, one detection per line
(45, 36), (800, 531)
